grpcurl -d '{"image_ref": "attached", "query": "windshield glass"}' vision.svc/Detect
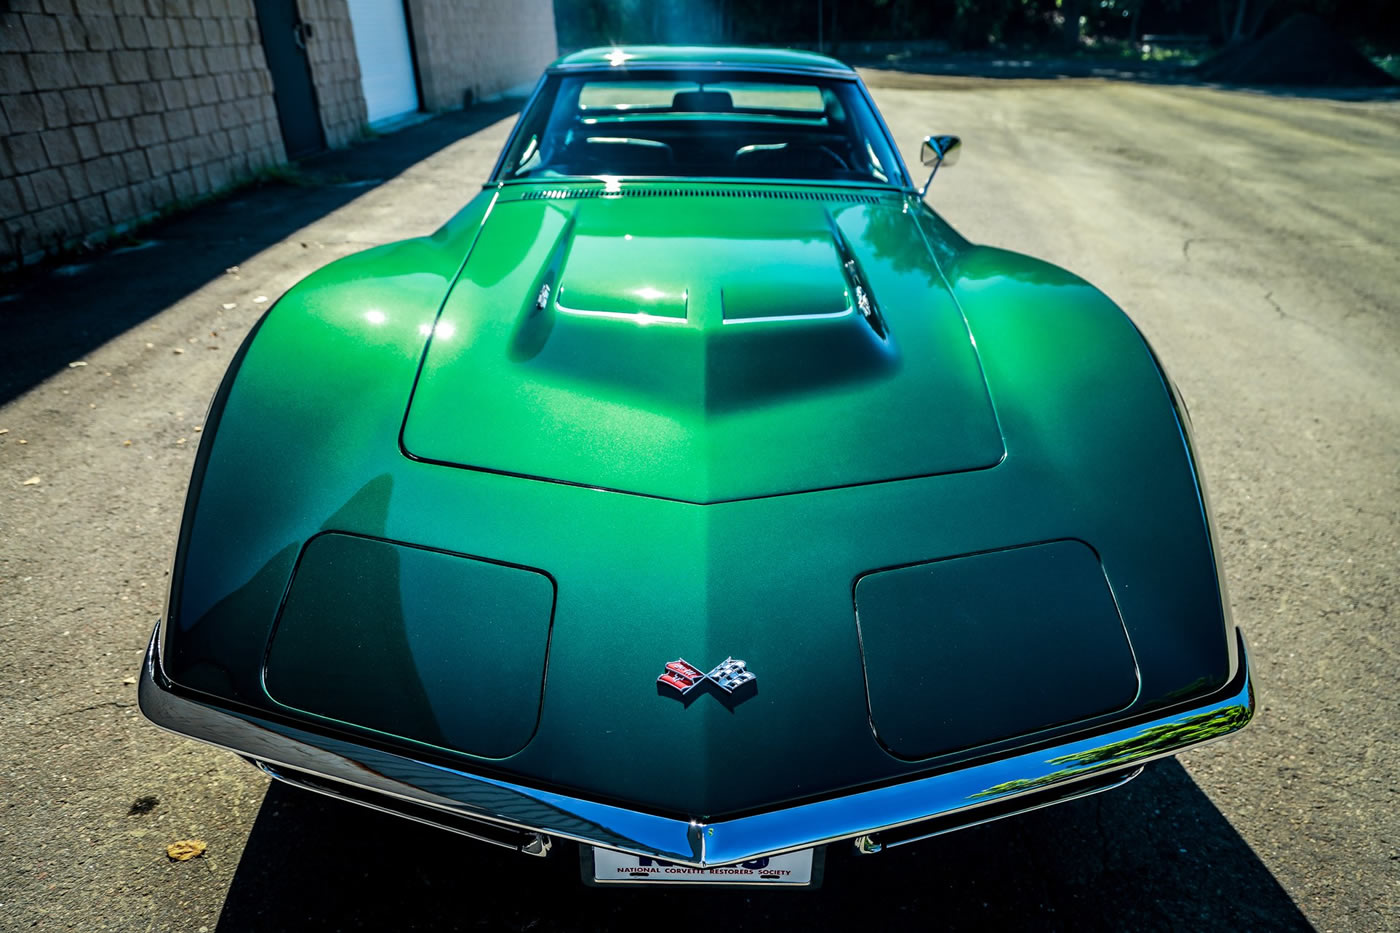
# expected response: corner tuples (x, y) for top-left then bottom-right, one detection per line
(496, 70), (905, 186)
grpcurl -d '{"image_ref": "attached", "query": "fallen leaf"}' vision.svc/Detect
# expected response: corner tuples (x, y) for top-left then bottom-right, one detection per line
(253, 295), (268, 303)
(221, 303), (236, 310)
(18, 439), (28, 444)
(172, 348), (184, 354)
(123, 440), (132, 446)
(68, 361), (88, 368)
(176, 438), (186, 445)
(192, 426), (203, 432)
(166, 839), (206, 861)
(0, 428), (8, 434)
(121, 676), (137, 685)
(145, 343), (155, 349)
(22, 476), (41, 486)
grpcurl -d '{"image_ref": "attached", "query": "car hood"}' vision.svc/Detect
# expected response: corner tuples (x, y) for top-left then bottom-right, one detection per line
(168, 185), (1231, 819)
(401, 186), (1004, 503)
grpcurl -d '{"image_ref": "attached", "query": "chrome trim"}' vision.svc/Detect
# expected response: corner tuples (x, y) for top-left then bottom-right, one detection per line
(486, 74), (547, 183)
(140, 624), (1252, 868)
(852, 73), (915, 190)
(254, 761), (552, 857)
(852, 765), (1144, 854)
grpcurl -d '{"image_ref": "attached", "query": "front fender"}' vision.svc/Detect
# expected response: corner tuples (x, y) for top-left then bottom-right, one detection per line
(162, 192), (496, 700)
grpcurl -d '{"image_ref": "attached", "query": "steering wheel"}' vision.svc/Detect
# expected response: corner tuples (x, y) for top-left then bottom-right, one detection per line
(809, 144), (851, 170)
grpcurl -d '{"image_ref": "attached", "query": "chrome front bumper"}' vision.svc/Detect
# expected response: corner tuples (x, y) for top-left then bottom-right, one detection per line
(139, 624), (1254, 867)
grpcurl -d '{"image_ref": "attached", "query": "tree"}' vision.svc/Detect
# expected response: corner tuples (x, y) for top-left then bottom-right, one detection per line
(1062, 0), (1082, 47)
(952, 0), (1017, 49)
(1219, 0), (1280, 42)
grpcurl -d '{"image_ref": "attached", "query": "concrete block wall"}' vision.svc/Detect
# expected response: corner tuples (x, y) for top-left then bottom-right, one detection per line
(1, 0), (557, 269)
(298, 0), (366, 148)
(405, 0), (557, 111)
(1, 0), (288, 267)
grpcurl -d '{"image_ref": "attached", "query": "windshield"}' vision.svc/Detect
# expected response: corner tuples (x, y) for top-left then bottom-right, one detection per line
(496, 70), (906, 186)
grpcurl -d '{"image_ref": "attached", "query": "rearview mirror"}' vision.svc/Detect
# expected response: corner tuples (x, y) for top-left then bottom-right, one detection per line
(919, 134), (961, 196)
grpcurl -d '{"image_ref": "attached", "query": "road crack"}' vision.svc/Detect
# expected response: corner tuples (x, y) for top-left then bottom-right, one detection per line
(57, 700), (136, 716)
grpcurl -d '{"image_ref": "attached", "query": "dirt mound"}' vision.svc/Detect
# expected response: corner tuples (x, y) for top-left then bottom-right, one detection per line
(1196, 14), (1397, 87)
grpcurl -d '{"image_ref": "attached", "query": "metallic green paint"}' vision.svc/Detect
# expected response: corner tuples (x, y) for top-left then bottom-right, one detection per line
(551, 46), (853, 73)
(161, 174), (1235, 818)
(855, 540), (1139, 760)
(264, 532), (555, 760)
(402, 188), (1004, 502)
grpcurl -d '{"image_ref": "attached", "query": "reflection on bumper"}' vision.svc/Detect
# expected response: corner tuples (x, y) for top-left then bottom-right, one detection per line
(139, 623), (1254, 868)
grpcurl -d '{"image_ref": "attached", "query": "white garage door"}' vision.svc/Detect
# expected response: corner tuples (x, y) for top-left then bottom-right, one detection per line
(346, 0), (419, 125)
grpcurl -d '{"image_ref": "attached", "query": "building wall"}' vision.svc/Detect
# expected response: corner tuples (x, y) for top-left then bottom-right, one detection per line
(405, 0), (557, 111)
(1, 0), (556, 269)
(298, 0), (367, 148)
(1, 0), (288, 267)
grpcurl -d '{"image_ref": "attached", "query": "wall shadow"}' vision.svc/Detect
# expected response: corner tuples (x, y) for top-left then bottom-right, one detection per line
(0, 100), (520, 408)
(216, 759), (1312, 932)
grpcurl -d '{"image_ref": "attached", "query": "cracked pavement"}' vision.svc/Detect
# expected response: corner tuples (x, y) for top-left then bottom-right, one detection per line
(1, 74), (1397, 931)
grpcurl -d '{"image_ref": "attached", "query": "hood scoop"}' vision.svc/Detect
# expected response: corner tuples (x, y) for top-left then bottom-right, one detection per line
(402, 194), (1003, 503)
(556, 224), (852, 325)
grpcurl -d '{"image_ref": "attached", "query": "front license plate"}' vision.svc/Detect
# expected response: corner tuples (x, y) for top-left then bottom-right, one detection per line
(589, 847), (815, 885)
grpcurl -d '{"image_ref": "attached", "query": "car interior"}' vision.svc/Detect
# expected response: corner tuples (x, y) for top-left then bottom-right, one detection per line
(505, 76), (895, 184)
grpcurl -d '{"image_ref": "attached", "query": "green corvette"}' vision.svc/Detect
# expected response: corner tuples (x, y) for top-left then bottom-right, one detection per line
(139, 46), (1253, 887)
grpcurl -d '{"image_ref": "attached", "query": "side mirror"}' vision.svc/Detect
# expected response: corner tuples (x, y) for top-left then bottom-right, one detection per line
(919, 134), (961, 196)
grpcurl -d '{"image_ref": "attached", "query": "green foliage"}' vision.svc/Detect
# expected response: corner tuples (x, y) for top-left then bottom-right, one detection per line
(551, 0), (1399, 52)
(953, 0), (1018, 49)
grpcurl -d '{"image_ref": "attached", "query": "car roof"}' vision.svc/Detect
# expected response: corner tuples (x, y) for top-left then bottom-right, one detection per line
(549, 46), (856, 76)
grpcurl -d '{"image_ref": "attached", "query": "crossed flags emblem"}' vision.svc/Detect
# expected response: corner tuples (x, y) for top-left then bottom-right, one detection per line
(657, 657), (757, 696)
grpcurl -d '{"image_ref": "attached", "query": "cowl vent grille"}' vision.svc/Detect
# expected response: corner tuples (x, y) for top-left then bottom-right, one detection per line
(519, 187), (893, 205)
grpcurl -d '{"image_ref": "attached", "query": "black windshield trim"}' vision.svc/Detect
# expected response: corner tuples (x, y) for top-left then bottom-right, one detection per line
(490, 68), (911, 188)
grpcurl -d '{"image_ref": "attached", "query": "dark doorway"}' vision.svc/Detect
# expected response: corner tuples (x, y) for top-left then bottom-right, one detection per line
(253, 0), (327, 159)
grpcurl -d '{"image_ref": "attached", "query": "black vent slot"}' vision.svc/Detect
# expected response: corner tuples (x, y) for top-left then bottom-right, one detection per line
(520, 187), (889, 205)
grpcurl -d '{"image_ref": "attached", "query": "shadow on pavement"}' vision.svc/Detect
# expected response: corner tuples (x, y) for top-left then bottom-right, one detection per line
(0, 101), (520, 408)
(215, 759), (1312, 932)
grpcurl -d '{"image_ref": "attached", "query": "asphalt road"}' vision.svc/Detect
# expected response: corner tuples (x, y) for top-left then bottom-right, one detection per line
(2, 73), (1397, 932)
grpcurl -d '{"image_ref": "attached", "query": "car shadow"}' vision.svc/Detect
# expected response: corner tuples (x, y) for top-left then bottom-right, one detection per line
(214, 759), (1313, 932)
(0, 100), (521, 408)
